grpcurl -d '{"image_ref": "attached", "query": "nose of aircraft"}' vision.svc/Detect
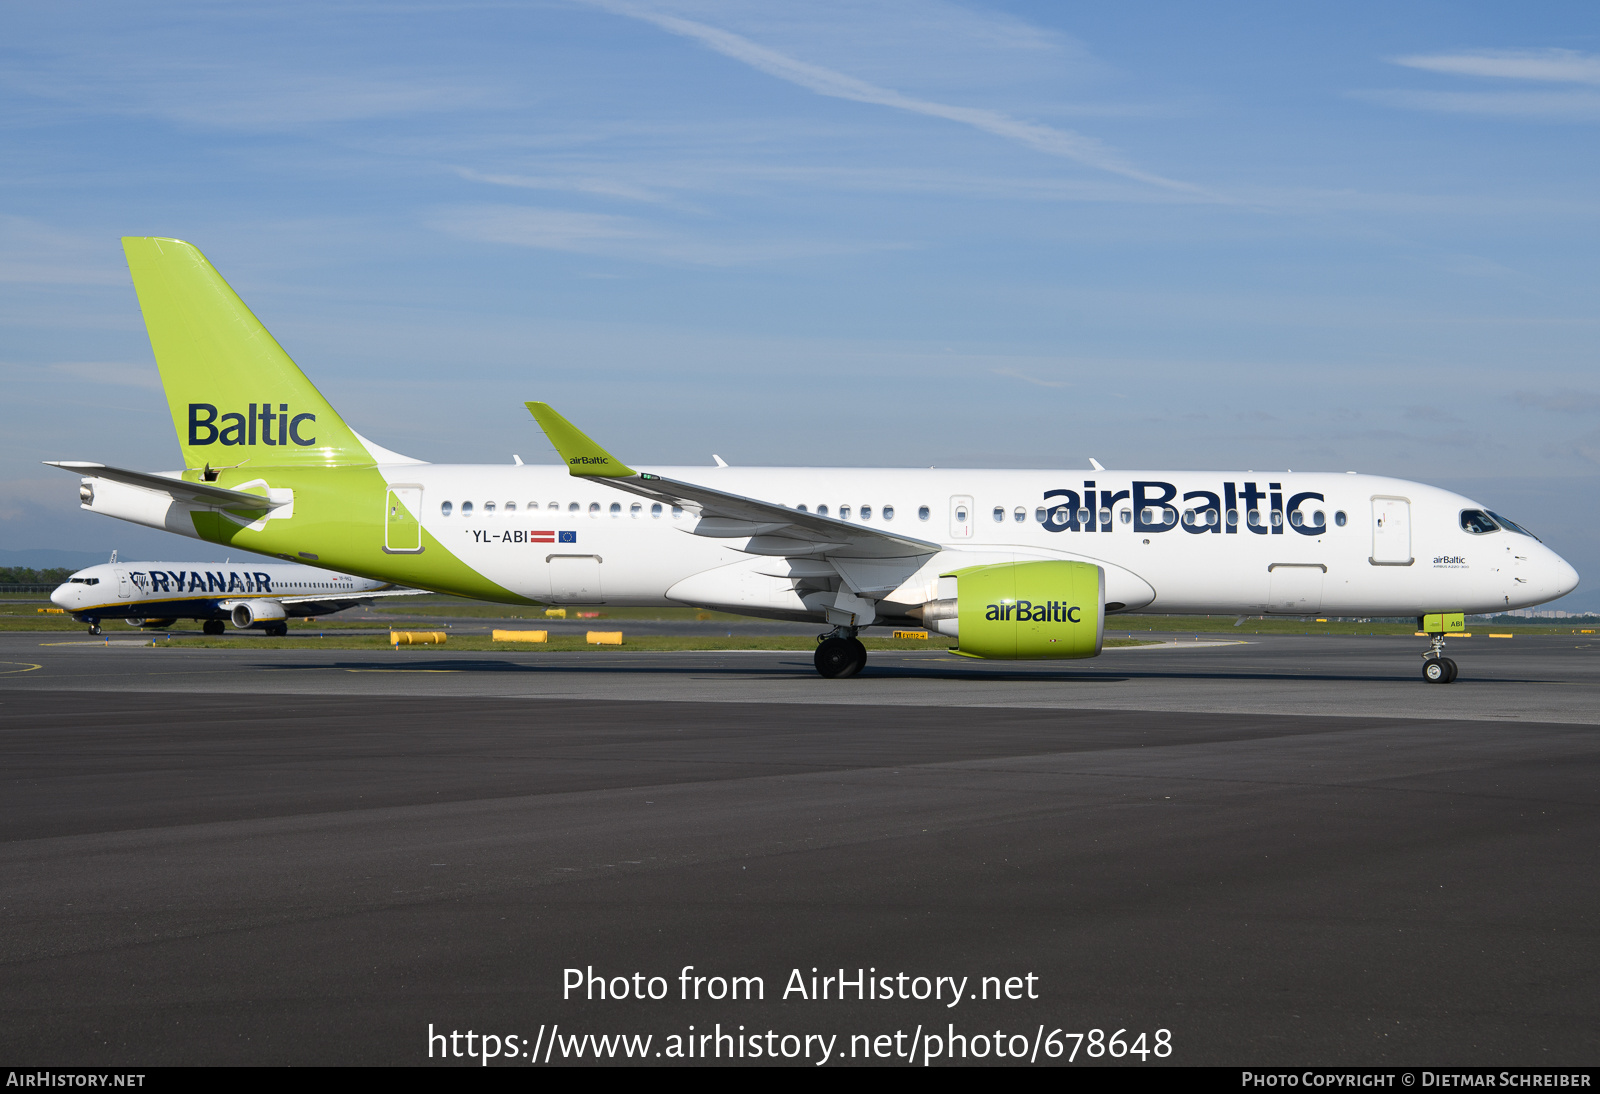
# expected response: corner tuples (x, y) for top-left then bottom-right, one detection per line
(1548, 548), (1580, 599)
(49, 584), (71, 608)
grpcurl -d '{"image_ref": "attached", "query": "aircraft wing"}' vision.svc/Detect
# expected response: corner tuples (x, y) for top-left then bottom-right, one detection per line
(275, 588), (435, 606)
(525, 402), (939, 559)
(44, 461), (288, 511)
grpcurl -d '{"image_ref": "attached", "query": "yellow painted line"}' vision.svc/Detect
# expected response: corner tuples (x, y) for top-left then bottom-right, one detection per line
(0, 661), (43, 674)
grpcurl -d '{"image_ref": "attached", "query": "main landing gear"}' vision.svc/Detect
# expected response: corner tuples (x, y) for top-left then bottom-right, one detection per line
(815, 627), (867, 679)
(203, 620), (226, 636)
(87, 622), (101, 635)
(1421, 633), (1458, 684)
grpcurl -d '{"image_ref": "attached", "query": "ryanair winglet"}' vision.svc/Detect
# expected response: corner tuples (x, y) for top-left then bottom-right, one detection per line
(525, 402), (636, 478)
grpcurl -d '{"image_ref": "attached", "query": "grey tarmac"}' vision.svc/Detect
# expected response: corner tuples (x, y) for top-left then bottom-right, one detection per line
(0, 632), (1596, 1065)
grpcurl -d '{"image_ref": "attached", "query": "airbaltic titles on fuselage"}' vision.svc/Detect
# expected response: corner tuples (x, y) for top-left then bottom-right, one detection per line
(1041, 480), (1327, 535)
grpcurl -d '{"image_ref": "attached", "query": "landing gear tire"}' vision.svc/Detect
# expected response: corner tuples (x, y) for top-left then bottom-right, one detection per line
(1442, 657), (1458, 683)
(88, 623), (101, 636)
(264, 623), (288, 638)
(1423, 657), (1456, 684)
(203, 620), (225, 636)
(815, 636), (867, 679)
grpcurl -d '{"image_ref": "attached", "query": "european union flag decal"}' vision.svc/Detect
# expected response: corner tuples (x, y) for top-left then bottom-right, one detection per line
(558, 530), (577, 543)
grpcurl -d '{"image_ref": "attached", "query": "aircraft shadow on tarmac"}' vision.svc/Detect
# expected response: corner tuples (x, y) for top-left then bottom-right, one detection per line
(249, 657), (1538, 685)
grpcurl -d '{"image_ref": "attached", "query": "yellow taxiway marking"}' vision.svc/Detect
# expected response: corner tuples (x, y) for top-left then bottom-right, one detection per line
(0, 661), (43, 674)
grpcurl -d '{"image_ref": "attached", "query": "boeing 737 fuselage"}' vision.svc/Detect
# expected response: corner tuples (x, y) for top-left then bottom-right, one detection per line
(50, 238), (1580, 680)
(50, 559), (420, 635)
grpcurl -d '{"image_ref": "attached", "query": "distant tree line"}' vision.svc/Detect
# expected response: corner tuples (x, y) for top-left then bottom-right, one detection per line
(0, 567), (74, 585)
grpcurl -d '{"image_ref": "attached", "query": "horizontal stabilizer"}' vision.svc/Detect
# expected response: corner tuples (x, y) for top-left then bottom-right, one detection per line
(44, 462), (287, 511)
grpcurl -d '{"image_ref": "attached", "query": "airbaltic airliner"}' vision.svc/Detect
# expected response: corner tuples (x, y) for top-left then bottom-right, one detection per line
(49, 238), (1579, 680)
(50, 557), (422, 635)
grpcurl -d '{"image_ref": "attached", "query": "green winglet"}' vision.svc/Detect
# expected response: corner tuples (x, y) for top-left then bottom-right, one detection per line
(525, 402), (636, 478)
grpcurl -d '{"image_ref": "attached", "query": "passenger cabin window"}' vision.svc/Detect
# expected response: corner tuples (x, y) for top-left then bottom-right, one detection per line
(992, 506), (1004, 522)
(589, 503), (601, 517)
(569, 502), (579, 514)
(484, 501), (496, 514)
(860, 505), (872, 520)
(610, 502), (622, 517)
(1013, 507), (1026, 523)
(630, 502), (641, 518)
(505, 502), (516, 512)
(671, 506), (684, 519)
(817, 505), (829, 516)
(441, 501), (453, 516)
(461, 501), (474, 516)
(797, 504), (808, 512)
(883, 506), (894, 521)
(1119, 508), (1131, 524)
(1460, 510), (1499, 535)
(917, 506), (929, 521)
(840, 505), (852, 519)
(546, 501), (557, 511)
(1334, 510), (1347, 526)
(651, 503), (662, 518)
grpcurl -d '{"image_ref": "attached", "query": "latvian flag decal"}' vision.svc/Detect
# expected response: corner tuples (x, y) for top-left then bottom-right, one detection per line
(530, 530), (555, 543)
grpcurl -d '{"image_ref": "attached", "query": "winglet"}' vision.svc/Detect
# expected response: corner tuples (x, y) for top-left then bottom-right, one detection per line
(525, 402), (636, 478)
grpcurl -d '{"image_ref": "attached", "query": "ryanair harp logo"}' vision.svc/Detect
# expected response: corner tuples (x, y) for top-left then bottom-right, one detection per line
(188, 403), (316, 447)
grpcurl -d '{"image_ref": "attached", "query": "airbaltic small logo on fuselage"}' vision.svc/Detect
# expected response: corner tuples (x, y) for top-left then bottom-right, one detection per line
(986, 600), (1082, 623)
(188, 403), (316, 447)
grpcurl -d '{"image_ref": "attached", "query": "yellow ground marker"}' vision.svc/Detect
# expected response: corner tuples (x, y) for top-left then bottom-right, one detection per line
(586, 631), (623, 645)
(36, 607), (64, 614)
(1488, 633), (1515, 638)
(892, 630), (930, 639)
(544, 608), (567, 618)
(492, 629), (549, 642)
(391, 631), (447, 646)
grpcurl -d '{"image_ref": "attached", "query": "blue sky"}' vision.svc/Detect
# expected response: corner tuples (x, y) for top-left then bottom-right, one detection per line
(3, 1), (1597, 606)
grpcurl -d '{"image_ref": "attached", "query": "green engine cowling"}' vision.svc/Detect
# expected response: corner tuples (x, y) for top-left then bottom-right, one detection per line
(919, 560), (1104, 659)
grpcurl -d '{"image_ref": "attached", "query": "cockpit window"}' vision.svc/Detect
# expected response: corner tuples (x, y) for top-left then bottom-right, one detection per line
(1487, 511), (1541, 541)
(1460, 510), (1499, 535)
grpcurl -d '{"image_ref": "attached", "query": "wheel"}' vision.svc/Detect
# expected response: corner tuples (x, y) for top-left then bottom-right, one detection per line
(265, 623), (288, 637)
(1442, 657), (1458, 683)
(1422, 657), (1450, 683)
(815, 637), (867, 679)
(88, 623), (101, 636)
(203, 620), (225, 636)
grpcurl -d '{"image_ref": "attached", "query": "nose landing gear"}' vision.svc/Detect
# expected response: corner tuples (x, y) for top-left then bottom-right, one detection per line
(1419, 615), (1459, 683)
(815, 627), (867, 678)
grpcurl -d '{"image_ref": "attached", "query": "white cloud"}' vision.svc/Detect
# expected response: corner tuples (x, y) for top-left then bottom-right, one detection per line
(428, 203), (891, 265)
(1393, 49), (1600, 85)
(5, 62), (486, 132)
(1359, 88), (1600, 121)
(581, 0), (1198, 192)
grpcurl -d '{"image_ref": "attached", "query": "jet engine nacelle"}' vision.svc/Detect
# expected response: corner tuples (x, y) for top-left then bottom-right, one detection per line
(225, 599), (287, 629)
(913, 560), (1104, 660)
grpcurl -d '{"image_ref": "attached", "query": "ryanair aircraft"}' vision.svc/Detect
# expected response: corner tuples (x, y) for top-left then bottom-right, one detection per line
(50, 556), (421, 635)
(49, 238), (1579, 681)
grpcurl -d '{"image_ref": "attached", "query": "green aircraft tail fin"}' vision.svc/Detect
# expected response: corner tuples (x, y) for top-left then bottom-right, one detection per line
(122, 237), (371, 469)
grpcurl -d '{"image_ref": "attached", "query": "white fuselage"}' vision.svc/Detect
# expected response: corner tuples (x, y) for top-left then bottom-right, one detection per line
(374, 464), (1579, 619)
(51, 562), (387, 621)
